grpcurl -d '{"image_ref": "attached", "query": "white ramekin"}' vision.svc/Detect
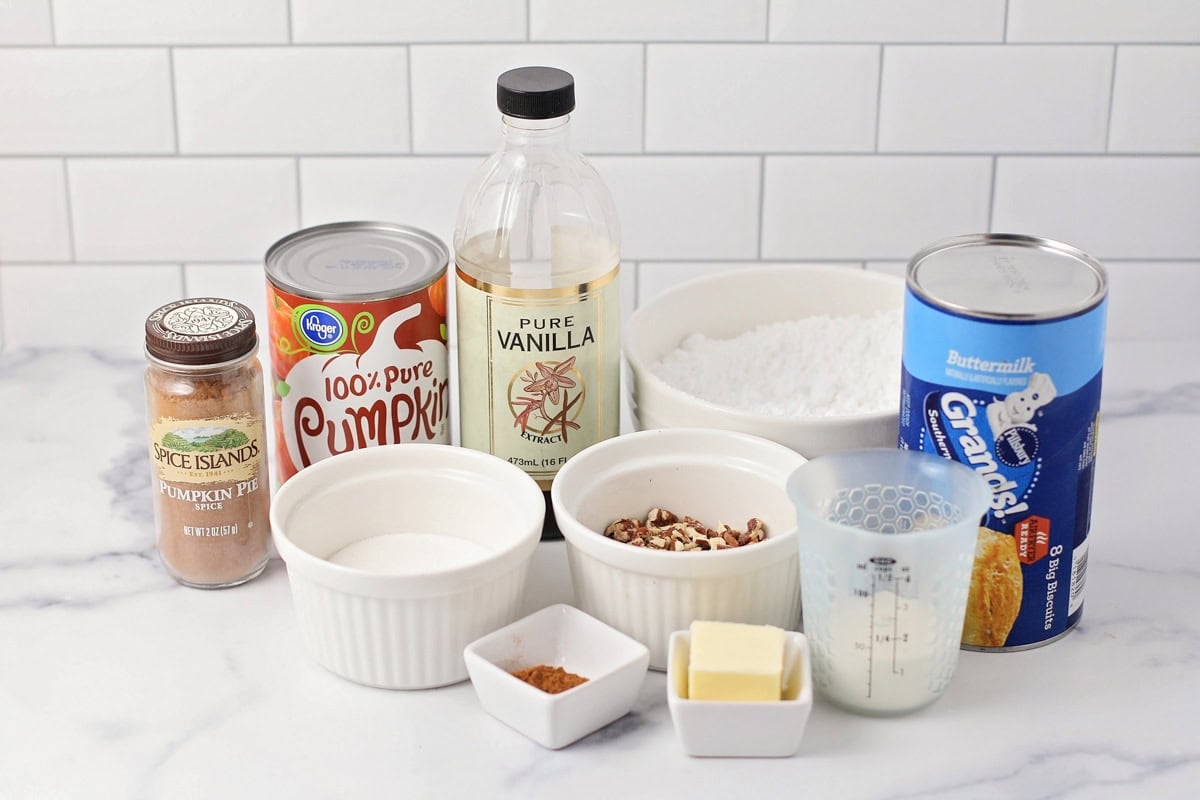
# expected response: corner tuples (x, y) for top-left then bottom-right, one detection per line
(551, 428), (806, 670)
(271, 444), (544, 689)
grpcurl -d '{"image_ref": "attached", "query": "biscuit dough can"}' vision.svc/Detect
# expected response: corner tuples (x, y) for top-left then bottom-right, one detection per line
(897, 234), (1107, 651)
(265, 222), (450, 484)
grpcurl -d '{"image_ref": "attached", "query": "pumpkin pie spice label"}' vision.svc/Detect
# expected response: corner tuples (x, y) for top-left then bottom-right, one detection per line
(150, 414), (265, 486)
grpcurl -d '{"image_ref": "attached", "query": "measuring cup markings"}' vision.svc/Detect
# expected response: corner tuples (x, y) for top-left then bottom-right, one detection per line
(853, 557), (920, 700)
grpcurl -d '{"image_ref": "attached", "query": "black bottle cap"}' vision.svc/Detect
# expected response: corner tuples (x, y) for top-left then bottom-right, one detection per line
(497, 66), (575, 120)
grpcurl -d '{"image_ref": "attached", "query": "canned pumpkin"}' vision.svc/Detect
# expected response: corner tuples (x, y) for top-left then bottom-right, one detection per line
(265, 222), (450, 484)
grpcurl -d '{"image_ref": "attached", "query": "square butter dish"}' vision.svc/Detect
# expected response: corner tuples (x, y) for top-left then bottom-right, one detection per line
(464, 603), (650, 750)
(667, 629), (813, 758)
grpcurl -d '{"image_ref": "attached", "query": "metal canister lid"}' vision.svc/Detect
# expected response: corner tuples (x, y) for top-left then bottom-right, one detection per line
(265, 221), (449, 302)
(145, 297), (257, 365)
(907, 233), (1108, 321)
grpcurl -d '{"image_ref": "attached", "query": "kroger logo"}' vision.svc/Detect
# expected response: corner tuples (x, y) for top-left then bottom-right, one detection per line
(298, 307), (345, 349)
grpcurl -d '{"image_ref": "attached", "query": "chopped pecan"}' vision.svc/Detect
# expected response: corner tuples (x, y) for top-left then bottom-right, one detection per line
(600, 509), (768, 552)
(646, 508), (678, 527)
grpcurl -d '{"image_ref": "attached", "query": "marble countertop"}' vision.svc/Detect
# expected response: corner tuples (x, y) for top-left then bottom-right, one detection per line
(2, 340), (1197, 799)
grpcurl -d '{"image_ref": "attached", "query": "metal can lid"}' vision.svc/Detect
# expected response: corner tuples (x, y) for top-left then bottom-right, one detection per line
(145, 297), (257, 365)
(265, 221), (449, 302)
(907, 233), (1108, 321)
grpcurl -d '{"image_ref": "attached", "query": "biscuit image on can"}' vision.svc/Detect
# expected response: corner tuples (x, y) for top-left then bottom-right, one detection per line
(963, 528), (1023, 648)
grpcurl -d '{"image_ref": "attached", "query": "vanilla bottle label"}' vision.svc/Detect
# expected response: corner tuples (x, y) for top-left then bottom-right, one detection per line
(456, 265), (620, 488)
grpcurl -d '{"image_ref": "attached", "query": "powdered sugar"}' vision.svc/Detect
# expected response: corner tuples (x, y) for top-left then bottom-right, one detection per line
(651, 310), (902, 417)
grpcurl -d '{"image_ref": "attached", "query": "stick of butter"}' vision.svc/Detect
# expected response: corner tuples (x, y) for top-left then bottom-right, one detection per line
(687, 620), (785, 701)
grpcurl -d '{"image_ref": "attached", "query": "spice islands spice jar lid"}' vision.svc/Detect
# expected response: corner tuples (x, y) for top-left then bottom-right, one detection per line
(265, 221), (449, 302)
(145, 297), (258, 366)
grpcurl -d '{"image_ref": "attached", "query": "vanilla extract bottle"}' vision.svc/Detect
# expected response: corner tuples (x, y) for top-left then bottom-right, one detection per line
(454, 66), (621, 540)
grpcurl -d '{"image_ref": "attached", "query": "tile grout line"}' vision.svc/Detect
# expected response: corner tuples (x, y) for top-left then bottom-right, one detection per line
(1104, 45), (1120, 151)
(756, 155), (766, 259)
(0, 152), (1196, 160)
(763, 2), (770, 41)
(285, 0), (294, 44)
(406, 45), (415, 152)
(1002, 0), (1010, 43)
(177, 263), (187, 297)
(640, 44), (648, 152)
(525, 0), (531, 40)
(873, 44), (885, 151)
(987, 155), (998, 231)
(61, 158), (77, 261)
(46, 0), (57, 44)
(293, 156), (303, 226)
(0, 41), (1190, 49)
(167, 48), (181, 154)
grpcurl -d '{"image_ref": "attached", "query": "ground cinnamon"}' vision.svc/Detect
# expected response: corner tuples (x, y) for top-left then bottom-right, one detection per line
(511, 665), (588, 694)
(145, 298), (272, 588)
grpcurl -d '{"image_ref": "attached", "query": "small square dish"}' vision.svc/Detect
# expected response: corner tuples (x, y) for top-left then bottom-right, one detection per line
(463, 603), (650, 750)
(666, 629), (813, 758)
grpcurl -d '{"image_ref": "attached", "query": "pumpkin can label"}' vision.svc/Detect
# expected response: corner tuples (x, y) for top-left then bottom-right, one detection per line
(266, 276), (450, 484)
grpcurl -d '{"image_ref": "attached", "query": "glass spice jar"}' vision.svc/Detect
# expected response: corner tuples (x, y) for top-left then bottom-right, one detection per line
(144, 298), (271, 588)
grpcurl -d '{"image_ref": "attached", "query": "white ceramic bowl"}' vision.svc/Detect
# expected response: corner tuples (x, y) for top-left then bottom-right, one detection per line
(271, 444), (544, 689)
(666, 629), (813, 758)
(624, 265), (904, 458)
(463, 603), (650, 750)
(551, 428), (806, 670)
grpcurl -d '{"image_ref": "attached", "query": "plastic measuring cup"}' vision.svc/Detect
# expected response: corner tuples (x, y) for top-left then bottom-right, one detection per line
(787, 449), (990, 716)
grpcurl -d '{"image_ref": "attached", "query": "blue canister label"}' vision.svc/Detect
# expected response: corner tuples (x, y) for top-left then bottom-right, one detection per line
(899, 289), (1106, 648)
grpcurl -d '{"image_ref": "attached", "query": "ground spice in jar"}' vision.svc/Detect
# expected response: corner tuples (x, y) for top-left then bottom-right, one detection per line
(145, 298), (272, 588)
(511, 665), (588, 694)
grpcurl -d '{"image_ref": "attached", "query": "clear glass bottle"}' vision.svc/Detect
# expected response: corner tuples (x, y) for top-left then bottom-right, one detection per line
(144, 298), (272, 588)
(454, 66), (621, 540)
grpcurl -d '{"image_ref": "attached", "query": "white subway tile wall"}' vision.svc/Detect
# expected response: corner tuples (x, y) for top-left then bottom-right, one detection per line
(877, 46), (1112, 152)
(0, 0), (52, 44)
(596, 156), (760, 260)
(1006, 1), (1200, 44)
(52, 0), (289, 45)
(174, 47), (409, 153)
(68, 158), (298, 261)
(762, 156), (992, 259)
(1102, 262), (1200, 341)
(299, 158), (480, 248)
(291, 0), (526, 44)
(769, 1), (1006, 43)
(0, 2), (1195, 351)
(531, 1), (767, 42)
(0, 49), (175, 153)
(645, 44), (879, 152)
(1109, 47), (1200, 153)
(1, 264), (182, 350)
(991, 157), (1200, 259)
(637, 261), (859, 304)
(0, 159), (71, 262)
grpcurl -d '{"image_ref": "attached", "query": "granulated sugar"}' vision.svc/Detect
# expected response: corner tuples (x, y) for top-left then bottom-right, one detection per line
(652, 310), (902, 417)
